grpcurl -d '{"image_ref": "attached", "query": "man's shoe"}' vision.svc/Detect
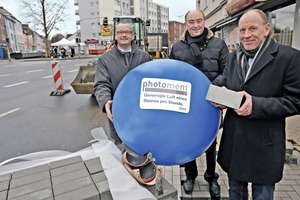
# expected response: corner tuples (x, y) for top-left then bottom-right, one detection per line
(183, 179), (195, 194)
(204, 171), (220, 198)
(209, 180), (220, 198)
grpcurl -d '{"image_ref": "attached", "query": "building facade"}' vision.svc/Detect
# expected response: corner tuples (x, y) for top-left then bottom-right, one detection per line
(197, 0), (300, 50)
(0, 7), (24, 53)
(168, 21), (186, 45)
(147, 0), (169, 33)
(22, 24), (34, 52)
(74, 0), (169, 50)
(0, 8), (8, 46)
(0, 6), (45, 59)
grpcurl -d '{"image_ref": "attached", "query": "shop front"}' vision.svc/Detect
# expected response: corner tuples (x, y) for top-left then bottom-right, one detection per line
(210, 0), (298, 50)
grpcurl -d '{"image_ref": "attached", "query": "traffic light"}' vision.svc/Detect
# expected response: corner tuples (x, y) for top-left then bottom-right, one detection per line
(6, 38), (9, 44)
(146, 19), (151, 26)
(103, 17), (108, 26)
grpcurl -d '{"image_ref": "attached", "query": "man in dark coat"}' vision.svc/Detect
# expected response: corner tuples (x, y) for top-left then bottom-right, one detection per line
(170, 10), (229, 197)
(217, 9), (300, 199)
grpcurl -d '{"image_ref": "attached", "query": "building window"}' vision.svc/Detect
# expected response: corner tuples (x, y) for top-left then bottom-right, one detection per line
(271, 4), (295, 47)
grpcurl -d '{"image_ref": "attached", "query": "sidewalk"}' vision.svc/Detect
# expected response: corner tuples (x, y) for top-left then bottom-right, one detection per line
(161, 115), (300, 200)
(0, 115), (299, 200)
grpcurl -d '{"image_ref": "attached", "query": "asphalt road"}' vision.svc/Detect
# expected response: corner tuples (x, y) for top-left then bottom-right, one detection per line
(0, 57), (109, 163)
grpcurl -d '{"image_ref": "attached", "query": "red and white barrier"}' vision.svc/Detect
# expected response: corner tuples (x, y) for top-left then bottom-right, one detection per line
(50, 61), (70, 96)
(52, 61), (63, 90)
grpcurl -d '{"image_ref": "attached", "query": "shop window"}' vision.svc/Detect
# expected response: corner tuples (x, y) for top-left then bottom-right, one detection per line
(270, 4), (295, 47)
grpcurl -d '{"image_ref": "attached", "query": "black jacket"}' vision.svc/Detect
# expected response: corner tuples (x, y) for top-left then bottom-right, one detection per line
(170, 29), (228, 85)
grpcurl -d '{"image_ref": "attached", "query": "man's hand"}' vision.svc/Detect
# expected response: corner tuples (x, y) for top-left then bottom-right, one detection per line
(105, 100), (113, 122)
(212, 102), (227, 110)
(235, 91), (252, 116)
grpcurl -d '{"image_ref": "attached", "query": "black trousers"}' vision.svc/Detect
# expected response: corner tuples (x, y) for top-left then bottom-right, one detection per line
(184, 139), (217, 180)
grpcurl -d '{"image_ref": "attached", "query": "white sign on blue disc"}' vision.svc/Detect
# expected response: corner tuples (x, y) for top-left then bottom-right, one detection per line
(112, 59), (221, 165)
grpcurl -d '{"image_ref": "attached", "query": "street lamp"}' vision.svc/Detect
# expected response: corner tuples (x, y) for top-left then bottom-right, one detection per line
(177, 15), (183, 22)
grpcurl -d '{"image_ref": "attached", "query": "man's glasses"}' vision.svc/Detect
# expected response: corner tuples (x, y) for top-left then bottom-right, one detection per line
(116, 31), (133, 35)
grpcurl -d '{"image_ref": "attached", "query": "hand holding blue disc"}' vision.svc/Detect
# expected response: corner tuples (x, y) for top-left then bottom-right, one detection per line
(112, 59), (220, 165)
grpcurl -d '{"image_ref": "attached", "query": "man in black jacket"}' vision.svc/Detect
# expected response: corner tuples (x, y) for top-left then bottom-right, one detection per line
(170, 10), (228, 198)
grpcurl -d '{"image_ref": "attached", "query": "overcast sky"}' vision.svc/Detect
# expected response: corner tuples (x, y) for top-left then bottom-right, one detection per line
(0, 0), (196, 35)
(153, 0), (196, 22)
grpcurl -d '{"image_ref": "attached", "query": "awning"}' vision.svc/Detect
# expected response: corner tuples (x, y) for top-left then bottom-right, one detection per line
(215, 17), (238, 29)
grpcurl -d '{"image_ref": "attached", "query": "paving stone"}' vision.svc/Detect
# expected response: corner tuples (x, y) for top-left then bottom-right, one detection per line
(276, 185), (295, 191)
(91, 172), (107, 183)
(84, 158), (102, 167)
(292, 186), (300, 196)
(84, 158), (103, 175)
(275, 191), (290, 198)
(51, 168), (90, 185)
(49, 156), (82, 169)
(287, 191), (300, 200)
(0, 180), (10, 192)
(0, 174), (11, 182)
(94, 180), (113, 200)
(12, 164), (49, 179)
(10, 171), (50, 189)
(146, 177), (178, 200)
(0, 190), (7, 200)
(53, 176), (94, 196)
(7, 179), (51, 199)
(8, 188), (53, 200)
(54, 184), (100, 200)
(50, 162), (85, 177)
(286, 141), (293, 155)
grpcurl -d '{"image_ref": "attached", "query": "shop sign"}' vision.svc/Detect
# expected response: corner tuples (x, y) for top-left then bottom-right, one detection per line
(85, 39), (99, 44)
(101, 24), (112, 36)
(226, 0), (262, 16)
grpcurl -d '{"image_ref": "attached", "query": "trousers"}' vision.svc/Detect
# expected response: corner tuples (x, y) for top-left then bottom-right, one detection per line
(228, 178), (275, 200)
(184, 139), (217, 180)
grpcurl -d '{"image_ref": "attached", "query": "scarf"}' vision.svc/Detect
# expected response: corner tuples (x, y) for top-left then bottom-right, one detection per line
(186, 28), (208, 68)
(238, 36), (271, 82)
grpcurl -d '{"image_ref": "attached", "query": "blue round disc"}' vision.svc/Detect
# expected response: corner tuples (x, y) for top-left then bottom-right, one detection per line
(112, 59), (221, 165)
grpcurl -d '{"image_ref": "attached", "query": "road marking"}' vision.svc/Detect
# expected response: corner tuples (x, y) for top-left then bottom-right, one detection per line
(68, 70), (78, 73)
(3, 81), (29, 88)
(26, 69), (43, 73)
(43, 75), (53, 79)
(0, 108), (21, 118)
(0, 74), (10, 77)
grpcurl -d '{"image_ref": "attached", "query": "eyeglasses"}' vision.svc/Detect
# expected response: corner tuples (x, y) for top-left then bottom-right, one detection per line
(116, 31), (133, 35)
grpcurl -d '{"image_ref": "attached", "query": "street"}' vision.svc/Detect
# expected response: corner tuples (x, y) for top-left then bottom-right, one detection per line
(0, 57), (108, 163)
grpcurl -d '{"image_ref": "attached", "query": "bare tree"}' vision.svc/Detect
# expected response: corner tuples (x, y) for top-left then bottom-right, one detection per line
(20, 0), (70, 57)
(51, 33), (65, 43)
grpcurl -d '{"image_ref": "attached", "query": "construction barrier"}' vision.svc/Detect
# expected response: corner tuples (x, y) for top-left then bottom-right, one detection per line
(88, 49), (106, 55)
(50, 61), (71, 96)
